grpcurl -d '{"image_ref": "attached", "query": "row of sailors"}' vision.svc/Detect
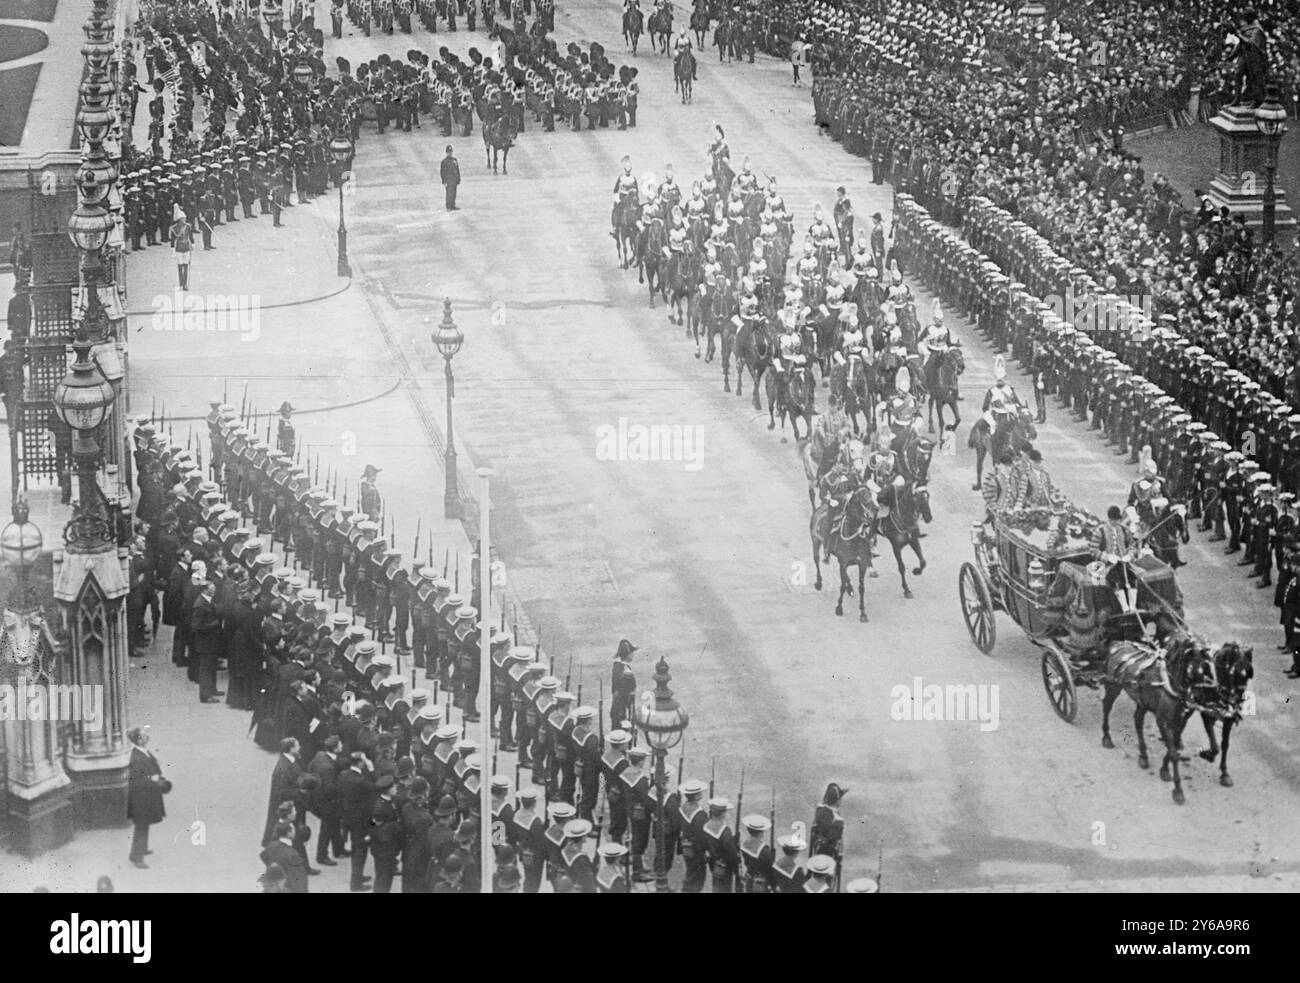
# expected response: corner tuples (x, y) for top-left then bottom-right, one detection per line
(896, 194), (1300, 594)
(143, 411), (864, 891)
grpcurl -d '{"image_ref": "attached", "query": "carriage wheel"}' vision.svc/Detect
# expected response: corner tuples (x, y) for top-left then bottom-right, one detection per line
(1040, 646), (1078, 724)
(958, 562), (996, 655)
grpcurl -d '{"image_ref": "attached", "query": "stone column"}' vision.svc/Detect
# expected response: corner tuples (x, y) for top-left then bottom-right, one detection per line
(52, 543), (131, 828)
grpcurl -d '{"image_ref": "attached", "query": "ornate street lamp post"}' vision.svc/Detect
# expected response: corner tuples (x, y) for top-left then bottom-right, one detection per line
(634, 657), (689, 893)
(1, 500), (43, 613)
(432, 300), (464, 519)
(1255, 83), (1289, 247)
(330, 135), (354, 277)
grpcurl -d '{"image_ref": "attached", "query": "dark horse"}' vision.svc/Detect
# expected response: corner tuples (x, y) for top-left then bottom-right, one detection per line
(638, 218), (665, 306)
(623, 5), (643, 53)
(765, 361), (814, 441)
(733, 314), (770, 408)
(674, 48), (694, 102)
(925, 346), (965, 436)
(1101, 630), (1217, 805)
(690, 4), (710, 47)
(810, 486), (877, 621)
(831, 355), (874, 436)
(614, 199), (640, 269)
(875, 479), (931, 598)
(482, 114), (516, 174)
(968, 404), (1036, 491)
(1197, 641), (1253, 788)
(648, 7), (672, 52)
(891, 427), (934, 486)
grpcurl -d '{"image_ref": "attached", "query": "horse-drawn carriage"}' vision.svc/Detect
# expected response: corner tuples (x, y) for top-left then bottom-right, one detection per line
(958, 509), (1184, 723)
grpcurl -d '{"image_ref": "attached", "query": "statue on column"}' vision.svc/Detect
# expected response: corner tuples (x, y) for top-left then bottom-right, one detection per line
(1227, 9), (1270, 107)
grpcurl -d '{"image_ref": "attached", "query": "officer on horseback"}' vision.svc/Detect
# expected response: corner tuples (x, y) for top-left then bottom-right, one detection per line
(686, 180), (708, 224)
(820, 443), (863, 562)
(666, 206), (688, 258)
(658, 164), (682, 214)
(673, 27), (697, 80)
(982, 355), (1021, 412)
(735, 156), (759, 195)
(611, 155), (639, 237)
(888, 367), (919, 437)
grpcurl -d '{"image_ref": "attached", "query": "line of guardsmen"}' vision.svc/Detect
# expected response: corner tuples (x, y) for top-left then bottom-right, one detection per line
(340, 0), (552, 36)
(127, 9), (358, 239)
(334, 31), (638, 139)
(135, 401), (875, 890)
(895, 192), (1300, 640)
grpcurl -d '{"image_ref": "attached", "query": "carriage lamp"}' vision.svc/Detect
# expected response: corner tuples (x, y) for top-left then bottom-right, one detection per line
(970, 521), (985, 545)
(635, 656), (689, 893)
(1, 499), (44, 613)
(1028, 559), (1046, 592)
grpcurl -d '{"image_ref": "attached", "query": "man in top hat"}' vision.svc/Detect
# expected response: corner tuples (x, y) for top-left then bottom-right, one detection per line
(369, 773), (402, 892)
(338, 750), (378, 891)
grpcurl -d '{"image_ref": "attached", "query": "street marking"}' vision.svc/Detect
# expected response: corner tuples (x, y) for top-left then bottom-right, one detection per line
(602, 559), (620, 592)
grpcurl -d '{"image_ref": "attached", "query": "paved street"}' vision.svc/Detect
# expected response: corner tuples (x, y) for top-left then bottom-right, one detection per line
(311, 0), (1300, 890)
(13, 0), (1297, 893)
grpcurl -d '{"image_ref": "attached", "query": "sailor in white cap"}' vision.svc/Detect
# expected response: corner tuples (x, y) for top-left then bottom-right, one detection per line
(596, 841), (630, 893)
(771, 830), (808, 893)
(676, 777), (709, 892)
(804, 854), (837, 893)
